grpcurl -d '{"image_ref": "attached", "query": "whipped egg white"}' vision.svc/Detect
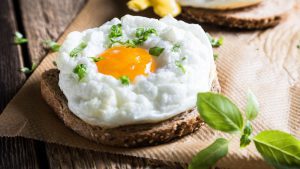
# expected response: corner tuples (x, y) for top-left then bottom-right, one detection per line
(56, 15), (215, 128)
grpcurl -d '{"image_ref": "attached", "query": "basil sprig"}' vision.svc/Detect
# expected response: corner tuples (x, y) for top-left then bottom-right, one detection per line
(189, 92), (300, 169)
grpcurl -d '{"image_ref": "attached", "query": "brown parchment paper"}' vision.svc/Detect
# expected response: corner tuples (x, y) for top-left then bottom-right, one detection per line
(1, 0), (300, 168)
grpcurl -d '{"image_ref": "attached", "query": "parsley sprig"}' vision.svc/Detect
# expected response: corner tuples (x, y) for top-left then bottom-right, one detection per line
(73, 64), (87, 81)
(14, 32), (28, 44)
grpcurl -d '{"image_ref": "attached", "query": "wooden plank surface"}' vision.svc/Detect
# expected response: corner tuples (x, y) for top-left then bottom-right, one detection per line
(0, 0), (39, 168)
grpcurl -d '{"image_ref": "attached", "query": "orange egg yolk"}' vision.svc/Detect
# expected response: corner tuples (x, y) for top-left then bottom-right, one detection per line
(96, 46), (156, 81)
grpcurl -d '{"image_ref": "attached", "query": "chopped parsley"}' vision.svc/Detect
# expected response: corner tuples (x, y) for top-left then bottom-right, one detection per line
(91, 56), (104, 62)
(73, 64), (87, 81)
(134, 28), (157, 45)
(119, 75), (130, 85)
(213, 53), (218, 60)
(171, 43), (181, 52)
(14, 31), (28, 44)
(20, 63), (37, 74)
(70, 42), (87, 57)
(206, 33), (223, 48)
(149, 46), (164, 57)
(108, 25), (157, 48)
(297, 43), (300, 49)
(43, 40), (61, 52)
(175, 57), (186, 73)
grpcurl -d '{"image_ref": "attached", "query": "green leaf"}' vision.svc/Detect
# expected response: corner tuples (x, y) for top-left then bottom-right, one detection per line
(188, 138), (229, 169)
(253, 130), (300, 169)
(119, 75), (130, 85)
(171, 43), (181, 52)
(197, 92), (244, 133)
(14, 31), (28, 44)
(175, 57), (186, 73)
(246, 90), (259, 120)
(43, 40), (61, 52)
(73, 64), (87, 81)
(20, 63), (37, 74)
(149, 47), (164, 57)
(70, 42), (87, 57)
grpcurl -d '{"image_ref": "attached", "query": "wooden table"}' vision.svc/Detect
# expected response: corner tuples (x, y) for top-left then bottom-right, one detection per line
(0, 0), (183, 168)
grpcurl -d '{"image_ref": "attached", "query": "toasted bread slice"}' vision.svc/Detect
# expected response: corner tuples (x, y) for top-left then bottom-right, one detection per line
(41, 69), (220, 147)
(182, 0), (294, 29)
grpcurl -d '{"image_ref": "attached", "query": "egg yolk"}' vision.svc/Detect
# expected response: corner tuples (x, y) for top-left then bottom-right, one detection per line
(96, 46), (156, 81)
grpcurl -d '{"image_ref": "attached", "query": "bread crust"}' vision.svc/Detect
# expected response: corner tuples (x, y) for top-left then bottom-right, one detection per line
(41, 69), (220, 147)
(182, 0), (293, 29)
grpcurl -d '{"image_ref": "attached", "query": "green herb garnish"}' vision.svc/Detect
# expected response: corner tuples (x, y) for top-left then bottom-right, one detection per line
(14, 31), (28, 44)
(189, 91), (300, 169)
(70, 42), (87, 57)
(213, 53), (218, 60)
(171, 43), (181, 52)
(52, 61), (57, 67)
(149, 46), (164, 57)
(297, 44), (300, 49)
(109, 24), (122, 39)
(43, 40), (61, 52)
(73, 64), (87, 81)
(119, 75), (130, 85)
(206, 33), (223, 48)
(175, 57), (186, 73)
(91, 56), (104, 62)
(20, 63), (37, 74)
(133, 28), (157, 45)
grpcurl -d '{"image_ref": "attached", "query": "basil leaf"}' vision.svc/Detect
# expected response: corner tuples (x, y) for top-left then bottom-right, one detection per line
(14, 31), (28, 44)
(254, 130), (300, 169)
(246, 90), (259, 120)
(149, 47), (164, 57)
(197, 92), (244, 133)
(43, 40), (61, 52)
(188, 138), (229, 169)
(119, 75), (130, 85)
(70, 42), (87, 57)
(73, 64), (87, 81)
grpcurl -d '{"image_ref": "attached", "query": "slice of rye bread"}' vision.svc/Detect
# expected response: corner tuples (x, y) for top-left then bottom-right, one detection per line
(182, 0), (294, 29)
(41, 69), (221, 147)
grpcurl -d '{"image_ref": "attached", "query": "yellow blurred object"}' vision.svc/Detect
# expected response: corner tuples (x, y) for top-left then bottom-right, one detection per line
(127, 0), (181, 17)
(150, 0), (181, 17)
(127, 0), (151, 12)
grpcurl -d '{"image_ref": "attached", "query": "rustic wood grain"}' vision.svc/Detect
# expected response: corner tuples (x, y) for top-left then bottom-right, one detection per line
(0, 0), (39, 168)
(46, 143), (185, 169)
(19, 0), (87, 64)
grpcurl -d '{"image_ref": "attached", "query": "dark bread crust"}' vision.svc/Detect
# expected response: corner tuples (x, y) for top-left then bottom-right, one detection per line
(41, 69), (220, 147)
(182, 0), (293, 29)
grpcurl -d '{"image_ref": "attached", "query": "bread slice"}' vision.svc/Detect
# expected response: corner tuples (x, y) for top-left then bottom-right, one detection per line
(182, 0), (294, 29)
(41, 69), (220, 147)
